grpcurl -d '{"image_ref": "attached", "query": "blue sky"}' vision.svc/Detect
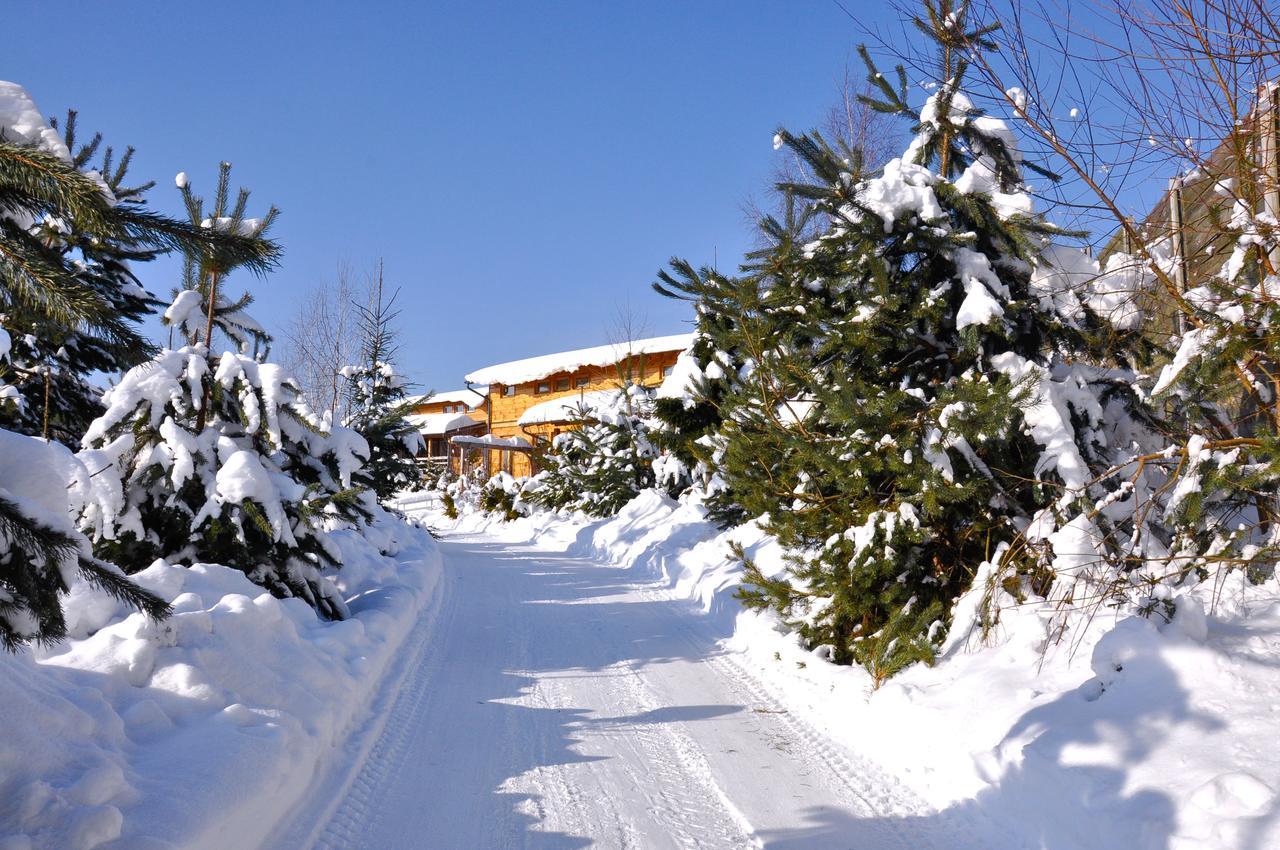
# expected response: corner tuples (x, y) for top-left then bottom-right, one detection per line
(7, 0), (901, 393)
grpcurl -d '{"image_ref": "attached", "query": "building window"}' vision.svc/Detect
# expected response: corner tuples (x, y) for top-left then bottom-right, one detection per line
(555, 378), (571, 391)
(575, 375), (589, 388)
(503, 385), (515, 397)
(663, 365), (674, 378)
(536, 382), (551, 394)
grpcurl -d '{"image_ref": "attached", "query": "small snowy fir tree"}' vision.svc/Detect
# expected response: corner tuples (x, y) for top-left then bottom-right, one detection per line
(528, 384), (662, 518)
(669, 1), (1149, 682)
(77, 165), (373, 620)
(342, 263), (424, 502)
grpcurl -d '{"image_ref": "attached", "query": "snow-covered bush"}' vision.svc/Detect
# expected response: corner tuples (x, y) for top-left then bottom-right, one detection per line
(478, 472), (533, 521)
(0, 427), (169, 649)
(1139, 192), (1280, 585)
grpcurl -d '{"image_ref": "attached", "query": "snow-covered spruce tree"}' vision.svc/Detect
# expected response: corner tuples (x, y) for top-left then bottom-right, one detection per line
(0, 87), (173, 648)
(683, 2), (1148, 682)
(1145, 168), (1280, 586)
(527, 385), (663, 518)
(78, 164), (372, 621)
(342, 263), (423, 502)
(651, 200), (823, 525)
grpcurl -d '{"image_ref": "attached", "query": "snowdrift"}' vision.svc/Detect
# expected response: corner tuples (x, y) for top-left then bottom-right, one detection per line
(0, 514), (441, 850)
(428, 489), (1280, 850)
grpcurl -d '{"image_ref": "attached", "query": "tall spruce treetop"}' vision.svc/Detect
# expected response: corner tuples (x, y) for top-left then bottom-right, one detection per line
(342, 263), (423, 502)
(0, 84), (275, 446)
(666, 1), (1147, 682)
(78, 165), (375, 621)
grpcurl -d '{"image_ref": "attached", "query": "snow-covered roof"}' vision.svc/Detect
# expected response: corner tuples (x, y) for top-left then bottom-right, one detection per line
(409, 388), (487, 408)
(464, 333), (694, 387)
(450, 434), (531, 449)
(517, 390), (619, 427)
(407, 412), (482, 436)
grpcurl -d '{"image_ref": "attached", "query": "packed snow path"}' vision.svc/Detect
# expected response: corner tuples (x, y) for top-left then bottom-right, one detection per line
(270, 529), (984, 849)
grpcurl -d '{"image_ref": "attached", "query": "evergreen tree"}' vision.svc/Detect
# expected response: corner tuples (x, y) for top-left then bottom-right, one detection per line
(0, 83), (172, 648)
(342, 262), (423, 501)
(1148, 166), (1280, 585)
(661, 1), (1146, 682)
(651, 199), (822, 525)
(77, 165), (372, 620)
(527, 385), (661, 517)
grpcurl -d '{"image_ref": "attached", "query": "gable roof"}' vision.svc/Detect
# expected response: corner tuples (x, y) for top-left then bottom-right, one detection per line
(409, 388), (487, 408)
(464, 333), (694, 387)
(407, 412), (483, 436)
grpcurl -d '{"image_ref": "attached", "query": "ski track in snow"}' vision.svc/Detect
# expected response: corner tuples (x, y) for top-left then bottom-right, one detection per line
(268, 528), (986, 850)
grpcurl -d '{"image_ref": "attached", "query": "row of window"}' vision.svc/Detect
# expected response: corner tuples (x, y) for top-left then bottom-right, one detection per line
(534, 376), (591, 394)
(501, 365), (676, 397)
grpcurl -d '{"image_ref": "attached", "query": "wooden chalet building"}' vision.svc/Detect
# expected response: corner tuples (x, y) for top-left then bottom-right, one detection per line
(407, 388), (487, 471)
(460, 333), (693, 477)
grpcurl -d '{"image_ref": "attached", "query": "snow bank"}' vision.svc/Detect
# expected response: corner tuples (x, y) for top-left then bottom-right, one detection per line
(421, 489), (1280, 850)
(0, 513), (442, 850)
(464, 333), (693, 387)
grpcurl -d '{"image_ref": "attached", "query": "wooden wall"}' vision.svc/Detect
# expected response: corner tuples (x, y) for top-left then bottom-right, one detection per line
(480, 349), (681, 478)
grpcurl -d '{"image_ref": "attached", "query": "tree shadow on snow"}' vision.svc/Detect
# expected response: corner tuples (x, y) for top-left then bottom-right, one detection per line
(756, 648), (1219, 850)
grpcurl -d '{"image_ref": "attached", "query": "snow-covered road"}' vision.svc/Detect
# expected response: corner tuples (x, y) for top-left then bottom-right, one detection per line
(268, 529), (978, 849)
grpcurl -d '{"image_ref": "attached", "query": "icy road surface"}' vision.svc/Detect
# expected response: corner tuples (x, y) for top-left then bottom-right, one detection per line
(267, 529), (984, 849)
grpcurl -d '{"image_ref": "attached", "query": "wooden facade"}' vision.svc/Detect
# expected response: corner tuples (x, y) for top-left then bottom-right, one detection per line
(463, 337), (690, 478)
(408, 389), (488, 473)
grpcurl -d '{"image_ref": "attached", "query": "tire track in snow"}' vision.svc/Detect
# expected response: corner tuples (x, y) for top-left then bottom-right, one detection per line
(547, 660), (762, 850)
(308, 580), (454, 850)
(273, 529), (994, 849)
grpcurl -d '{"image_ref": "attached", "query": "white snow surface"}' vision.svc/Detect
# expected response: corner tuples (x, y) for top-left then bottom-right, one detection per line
(270, 491), (989, 850)
(516, 389), (618, 426)
(406, 388), (486, 408)
(0, 81), (73, 162)
(464, 333), (694, 387)
(0, 509), (441, 850)
(451, 433), (531, 448)
(390, 489), (1280, 850)
(405, 412), (480, 436)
